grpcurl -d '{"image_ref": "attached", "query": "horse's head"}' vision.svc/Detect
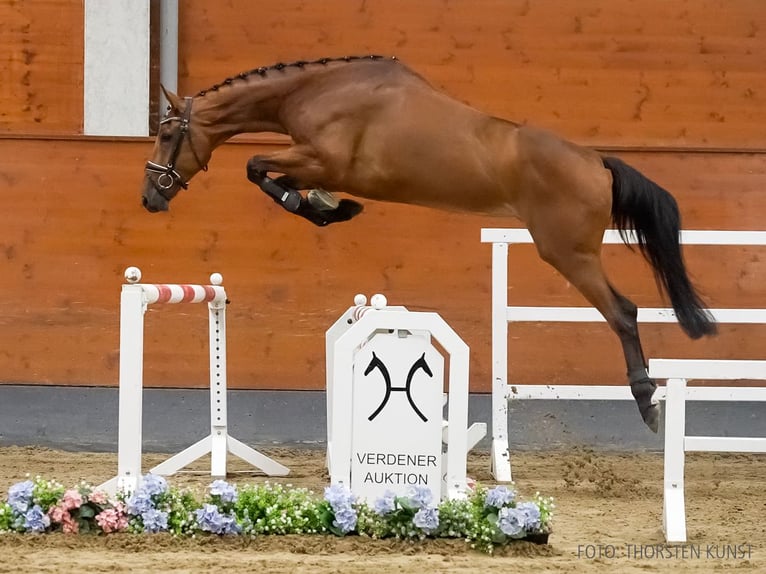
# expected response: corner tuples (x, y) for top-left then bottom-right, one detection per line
(142, 87), (210, 212)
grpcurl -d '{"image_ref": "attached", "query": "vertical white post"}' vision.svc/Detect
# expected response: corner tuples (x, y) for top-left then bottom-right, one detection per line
(324, 309), (350, 473)
(491, 242), (512, 481)
(209, 291), (228, 478)
(330, 339), (355, 488)
(116, 284), (146, 493)
(444, 336), (470, 498)
(663, 378), (688, 543)
(159, 0), (179, 114)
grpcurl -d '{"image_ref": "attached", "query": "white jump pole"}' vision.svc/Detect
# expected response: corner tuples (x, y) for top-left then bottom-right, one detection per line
(100, 267), (289, 495)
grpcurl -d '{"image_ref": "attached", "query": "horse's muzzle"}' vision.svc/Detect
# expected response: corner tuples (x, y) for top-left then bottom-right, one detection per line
(142, 185), (170, 212)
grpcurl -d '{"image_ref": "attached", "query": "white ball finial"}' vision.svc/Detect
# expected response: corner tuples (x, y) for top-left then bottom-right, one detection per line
(210, 272), (223, 286)
(371, 293), (387, 309)
(124, 266), (142, 284)
(353, 294), (367, 306)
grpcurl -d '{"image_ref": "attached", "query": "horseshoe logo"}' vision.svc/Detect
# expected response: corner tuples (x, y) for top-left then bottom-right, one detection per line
(363, 351), (434, 422)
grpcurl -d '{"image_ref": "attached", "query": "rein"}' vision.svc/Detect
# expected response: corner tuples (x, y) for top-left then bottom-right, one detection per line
(145, 96), (208, 192)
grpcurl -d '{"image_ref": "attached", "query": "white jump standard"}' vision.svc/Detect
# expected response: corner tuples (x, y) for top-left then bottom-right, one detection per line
(326, 294), (485, 503)
(99, 267), (289, 494)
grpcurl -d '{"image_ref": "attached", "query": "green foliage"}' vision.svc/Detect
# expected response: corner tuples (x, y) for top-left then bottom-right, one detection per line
(32, 477), (65, 511)
(234, 482), (325, 535)
(0, 503), (13, 532)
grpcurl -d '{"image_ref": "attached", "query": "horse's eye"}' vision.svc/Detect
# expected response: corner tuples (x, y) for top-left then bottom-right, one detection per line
(160, 133), (173, 143)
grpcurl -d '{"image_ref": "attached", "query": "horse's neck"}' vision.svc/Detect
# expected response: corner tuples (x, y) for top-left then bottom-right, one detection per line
(195, 59), (401, 147)
(196, 82), (289, 146)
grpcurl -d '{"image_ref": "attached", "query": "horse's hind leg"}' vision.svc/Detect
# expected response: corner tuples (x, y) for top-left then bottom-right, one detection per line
(246, 147), (363, 226)
(607, 288), (659, 431)
(530, 222), (660, 432)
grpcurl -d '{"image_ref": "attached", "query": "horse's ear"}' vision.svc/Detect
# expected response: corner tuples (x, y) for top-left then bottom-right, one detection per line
(160, 84), (183, 112)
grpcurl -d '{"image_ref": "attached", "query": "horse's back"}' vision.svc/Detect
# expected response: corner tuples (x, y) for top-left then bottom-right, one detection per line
(285, 58), (611, 219)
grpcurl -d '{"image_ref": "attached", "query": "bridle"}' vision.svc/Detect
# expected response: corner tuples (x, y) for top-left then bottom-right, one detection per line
(145, 96), (208, 192)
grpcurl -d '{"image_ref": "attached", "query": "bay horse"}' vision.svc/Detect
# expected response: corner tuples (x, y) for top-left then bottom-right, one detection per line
(141, 55), (716, 433)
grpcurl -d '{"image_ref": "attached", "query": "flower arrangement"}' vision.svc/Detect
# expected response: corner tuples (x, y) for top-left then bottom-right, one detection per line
(0, 477), (117, 534)
(0, 475), (553, 554)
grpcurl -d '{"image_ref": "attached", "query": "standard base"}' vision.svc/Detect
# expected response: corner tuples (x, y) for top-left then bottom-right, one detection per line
(98, 433), (290, 495)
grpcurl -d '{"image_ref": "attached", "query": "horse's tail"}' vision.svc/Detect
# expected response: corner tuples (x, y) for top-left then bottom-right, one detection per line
(603, 155), (716, 339)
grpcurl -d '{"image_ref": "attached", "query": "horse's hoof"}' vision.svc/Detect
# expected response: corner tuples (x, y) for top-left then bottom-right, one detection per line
(298, 198), (363, 227)
(642, 402), (661, 433)
(307, 189), (340, 211)
(336, 199), (364, 221)
(631, 377), (660, 433)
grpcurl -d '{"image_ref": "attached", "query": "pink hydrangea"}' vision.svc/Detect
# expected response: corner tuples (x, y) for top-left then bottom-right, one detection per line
(61, 512), (79, 534)
(89, 491), (109, 505)
(48, 505), (68, 523)
(95, 503), (128, 534)
(48, 504), (78, 534)
(62, 489), (83, 510)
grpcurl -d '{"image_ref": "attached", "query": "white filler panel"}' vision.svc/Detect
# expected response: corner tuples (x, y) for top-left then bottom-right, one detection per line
(84, 0), (151, 136)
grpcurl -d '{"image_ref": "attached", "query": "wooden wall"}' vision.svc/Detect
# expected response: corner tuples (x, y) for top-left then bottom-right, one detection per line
(178, 0), (766, 149)
(0, 0), (83, 134)
(0, 0), (764, 392)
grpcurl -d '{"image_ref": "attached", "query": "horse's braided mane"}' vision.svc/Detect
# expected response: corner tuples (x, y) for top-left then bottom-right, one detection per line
(195, 54), (397, 97)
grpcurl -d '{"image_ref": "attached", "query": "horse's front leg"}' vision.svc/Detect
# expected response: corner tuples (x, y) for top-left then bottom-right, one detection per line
(246, 149), (363, 227)
(246, 158), (303, 212)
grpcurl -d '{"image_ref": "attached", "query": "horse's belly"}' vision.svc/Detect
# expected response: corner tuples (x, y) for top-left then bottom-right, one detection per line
(347, 171), (521, 219)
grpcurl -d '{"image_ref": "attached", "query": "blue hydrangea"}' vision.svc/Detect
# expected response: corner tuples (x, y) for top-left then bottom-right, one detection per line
(196, 503), (221, 529)
(23, 505), (50, 533)
(324, 484), (357, 534)
(373, 490), (397, 516)
(126, 490), (154, 515)
(127, 474), (170, 516)
(7, 480), (34, 514)
(413, 507), (440, 534)
(209, 480), (238, 504)
(141, 508), (169, 533)
(195, 503), (240, 535)
(497, 507), (525, 538)
(140, 474), (168, 497)
(332, 505), (358, 534)
(484, 485), (516, 509)
(217, 514), (240, 535)
(324, 484), (354, 509)
(516, 501), (541, 530)
(408, 486), (433, 510)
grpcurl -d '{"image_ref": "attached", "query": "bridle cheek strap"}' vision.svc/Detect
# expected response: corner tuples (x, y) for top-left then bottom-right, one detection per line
(145, 96), (205, 192)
